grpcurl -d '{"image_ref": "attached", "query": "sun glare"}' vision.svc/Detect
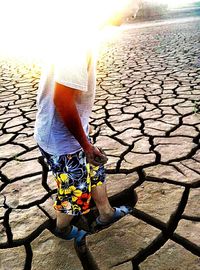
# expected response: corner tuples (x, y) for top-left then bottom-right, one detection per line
(0, 0), (137, 62)
(0, 0), (195, 61)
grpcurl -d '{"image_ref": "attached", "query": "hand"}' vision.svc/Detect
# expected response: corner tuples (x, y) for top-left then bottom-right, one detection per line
(84, 144), (108, 166)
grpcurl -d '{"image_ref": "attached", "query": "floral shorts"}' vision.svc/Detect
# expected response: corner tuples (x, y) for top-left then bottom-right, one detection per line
(39, 147), (106, 215)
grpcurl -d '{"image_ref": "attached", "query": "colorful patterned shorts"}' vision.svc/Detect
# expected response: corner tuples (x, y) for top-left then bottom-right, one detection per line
(39, 147), (106, 215)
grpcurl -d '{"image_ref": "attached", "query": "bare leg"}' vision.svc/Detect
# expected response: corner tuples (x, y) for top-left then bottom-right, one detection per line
(55, 184), (114, 232)
(56, 211), (74, 233)
(91, 183), (114, 222)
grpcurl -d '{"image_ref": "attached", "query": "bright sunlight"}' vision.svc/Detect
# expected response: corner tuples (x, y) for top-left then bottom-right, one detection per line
(0, 0), (196, 61)
(0, 0), (139, 61)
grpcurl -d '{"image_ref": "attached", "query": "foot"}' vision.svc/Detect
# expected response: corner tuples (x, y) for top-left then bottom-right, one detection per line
(96, 205), (133, 227)
(97, 208), (115, 223)
(54, 225), (88, 246)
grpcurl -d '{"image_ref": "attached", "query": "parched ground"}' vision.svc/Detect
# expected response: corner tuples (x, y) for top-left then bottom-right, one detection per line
(0, 17), (200, 270)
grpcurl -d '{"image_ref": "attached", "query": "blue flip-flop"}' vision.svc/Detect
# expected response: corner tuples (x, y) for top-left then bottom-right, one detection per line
(54, 225), (88, 245)
(96, 205), (133, 227)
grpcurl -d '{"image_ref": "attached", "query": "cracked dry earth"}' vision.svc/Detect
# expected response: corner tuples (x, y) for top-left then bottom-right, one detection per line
(0, 18), (200, 270)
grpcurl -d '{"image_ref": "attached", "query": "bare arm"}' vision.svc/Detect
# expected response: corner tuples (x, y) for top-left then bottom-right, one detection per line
(54, 82), (107, 165)
(54, 82), (90, 151)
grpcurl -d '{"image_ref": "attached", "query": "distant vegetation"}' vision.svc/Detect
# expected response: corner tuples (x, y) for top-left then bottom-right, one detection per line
(185, 1), (200, 8)
(136, 0), (168, 20)
(195, 1), (200, 6)
(126, 0), (200, 21)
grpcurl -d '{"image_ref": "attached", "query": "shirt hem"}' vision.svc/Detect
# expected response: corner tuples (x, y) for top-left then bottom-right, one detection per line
(36, 140), (83, 156)
(55, 80), (88, 92)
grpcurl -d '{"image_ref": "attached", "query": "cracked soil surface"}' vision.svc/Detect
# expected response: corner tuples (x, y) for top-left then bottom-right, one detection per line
(0, 17), (200, 270)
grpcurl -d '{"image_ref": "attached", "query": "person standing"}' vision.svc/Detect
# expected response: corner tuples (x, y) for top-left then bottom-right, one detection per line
(34, 1), (139, 246)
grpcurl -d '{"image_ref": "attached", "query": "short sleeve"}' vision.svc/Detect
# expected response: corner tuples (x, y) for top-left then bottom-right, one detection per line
(54, 45), (88, 92)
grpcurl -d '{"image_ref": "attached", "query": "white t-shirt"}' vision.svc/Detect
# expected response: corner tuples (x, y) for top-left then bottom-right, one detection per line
(34, 44), (96, 155)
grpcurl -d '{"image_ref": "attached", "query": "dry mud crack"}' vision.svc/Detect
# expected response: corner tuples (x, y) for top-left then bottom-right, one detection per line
(0, 19), (200, 270)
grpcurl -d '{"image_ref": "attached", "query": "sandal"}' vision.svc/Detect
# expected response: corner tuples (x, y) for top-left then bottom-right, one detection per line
(96, 205), (133, 227)
(54, 225), (88, 245)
